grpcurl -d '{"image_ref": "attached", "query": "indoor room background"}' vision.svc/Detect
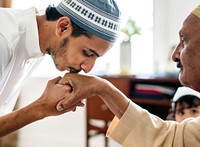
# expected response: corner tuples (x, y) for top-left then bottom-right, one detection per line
(0, 0), (200, 147)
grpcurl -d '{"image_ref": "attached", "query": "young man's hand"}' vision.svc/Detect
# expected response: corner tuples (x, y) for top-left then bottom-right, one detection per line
(35, 76), (84, 117)
(56, 73), (102, 111)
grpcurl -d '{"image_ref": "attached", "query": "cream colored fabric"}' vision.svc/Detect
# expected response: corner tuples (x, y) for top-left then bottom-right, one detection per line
(192, 5), (200, 18)
(107, 102), (200, 147)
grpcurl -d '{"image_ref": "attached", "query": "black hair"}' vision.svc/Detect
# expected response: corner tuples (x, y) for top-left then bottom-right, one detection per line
(172, 95), (200, 118)
(45, 5), (92, 38)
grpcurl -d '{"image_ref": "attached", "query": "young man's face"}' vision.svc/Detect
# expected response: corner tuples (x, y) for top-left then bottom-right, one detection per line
(41, 16), (113, 73)
(175, 104), (200, 123)
(49, 35), (113, 73)
(172, 14), (200, 92)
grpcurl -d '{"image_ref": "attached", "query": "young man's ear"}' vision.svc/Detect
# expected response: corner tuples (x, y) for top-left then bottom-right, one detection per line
(55, 16), (72, 36)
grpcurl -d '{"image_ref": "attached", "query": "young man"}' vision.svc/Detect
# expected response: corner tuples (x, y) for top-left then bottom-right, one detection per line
(0, 0), (121, 138)
(57, 4), (200, 147)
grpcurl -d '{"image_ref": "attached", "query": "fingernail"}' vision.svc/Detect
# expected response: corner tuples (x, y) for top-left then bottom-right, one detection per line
(80, 103), (85, 107)
(57, 105), (64, 111)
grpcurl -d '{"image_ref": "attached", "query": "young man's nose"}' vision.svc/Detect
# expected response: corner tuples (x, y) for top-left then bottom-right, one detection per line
(81, 59), (96, 73)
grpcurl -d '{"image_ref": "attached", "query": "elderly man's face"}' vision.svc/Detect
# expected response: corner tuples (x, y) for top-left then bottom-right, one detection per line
(172, 14), (200, 92)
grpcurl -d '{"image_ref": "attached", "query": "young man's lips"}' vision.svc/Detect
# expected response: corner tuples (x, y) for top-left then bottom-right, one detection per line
(69, 67), (81, 73)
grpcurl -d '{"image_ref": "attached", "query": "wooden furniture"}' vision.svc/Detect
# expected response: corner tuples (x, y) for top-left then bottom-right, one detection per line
(86, 97), (114, 147)
(86, 75), (181, 147)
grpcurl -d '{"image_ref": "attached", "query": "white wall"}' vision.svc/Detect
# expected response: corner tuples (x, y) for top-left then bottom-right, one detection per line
(17, 77), (120, 147)
(17, 77), (85, 147)
(153, 0), (200, 73)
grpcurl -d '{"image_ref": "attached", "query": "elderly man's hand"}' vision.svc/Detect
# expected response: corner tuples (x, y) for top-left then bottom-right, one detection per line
(56, 73), (102, 111)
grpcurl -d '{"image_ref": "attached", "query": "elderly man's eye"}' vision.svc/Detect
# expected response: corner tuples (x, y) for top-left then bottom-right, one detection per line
(181, 36), (187, 46)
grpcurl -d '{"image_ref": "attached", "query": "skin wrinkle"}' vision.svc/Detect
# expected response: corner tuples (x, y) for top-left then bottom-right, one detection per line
(173, 14), (200, 91)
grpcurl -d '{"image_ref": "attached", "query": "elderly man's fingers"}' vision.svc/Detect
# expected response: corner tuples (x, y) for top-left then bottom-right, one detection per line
(56, 98), (74, 111)
(57, 100), (85, 112)
(76, 100), (85, 107)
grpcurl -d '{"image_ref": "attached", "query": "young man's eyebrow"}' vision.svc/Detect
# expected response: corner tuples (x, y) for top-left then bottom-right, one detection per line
(89, 49), (100, 57)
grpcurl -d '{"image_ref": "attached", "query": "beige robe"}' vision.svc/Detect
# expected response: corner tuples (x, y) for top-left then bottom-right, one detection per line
(107, 102), (200, 147)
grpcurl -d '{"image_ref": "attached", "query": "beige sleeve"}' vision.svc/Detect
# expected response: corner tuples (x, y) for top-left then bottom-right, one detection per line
(106, 101), (200, 147)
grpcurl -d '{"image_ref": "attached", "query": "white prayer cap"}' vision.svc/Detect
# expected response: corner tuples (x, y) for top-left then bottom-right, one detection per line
(173, 86), (200, 102)
(56, 0), (121, 42)
(191, 5), (200, 19)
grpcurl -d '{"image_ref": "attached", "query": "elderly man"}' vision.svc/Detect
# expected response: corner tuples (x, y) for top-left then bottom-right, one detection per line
(57, 4), (200, 147)
(0, 0), (121, 138)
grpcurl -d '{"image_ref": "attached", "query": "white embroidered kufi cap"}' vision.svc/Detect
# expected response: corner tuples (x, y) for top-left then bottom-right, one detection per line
(56, 0), (121, 42)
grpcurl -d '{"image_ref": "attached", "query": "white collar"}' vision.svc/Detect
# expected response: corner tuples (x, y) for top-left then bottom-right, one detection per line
(23, 7), (44, 58)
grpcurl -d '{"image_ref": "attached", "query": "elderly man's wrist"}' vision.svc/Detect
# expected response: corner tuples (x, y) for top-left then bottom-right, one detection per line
(95, 77), (111, 97)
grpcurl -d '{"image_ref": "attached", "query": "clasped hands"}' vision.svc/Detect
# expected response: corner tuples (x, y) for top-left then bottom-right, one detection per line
(56, 73), (101, 112)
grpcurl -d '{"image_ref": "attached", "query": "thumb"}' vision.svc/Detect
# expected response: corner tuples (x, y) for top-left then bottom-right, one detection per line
(56, 96), (79, 111)
(56, 99), (66, 112)
(58, 78), (70, 85)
